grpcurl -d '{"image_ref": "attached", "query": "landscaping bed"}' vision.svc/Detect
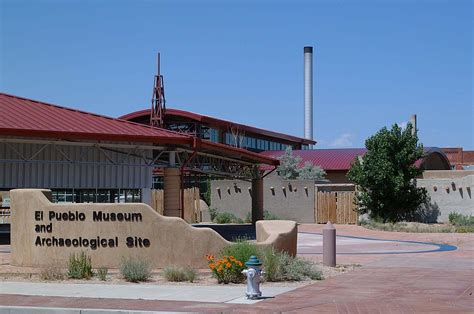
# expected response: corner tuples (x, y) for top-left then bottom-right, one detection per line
(360, 212), (474, 233)
(0, 261), (357, 286)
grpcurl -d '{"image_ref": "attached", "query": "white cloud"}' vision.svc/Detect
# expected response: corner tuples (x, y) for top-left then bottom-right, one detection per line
(330, 133), (355, 147)
(397, 121), (408, 129)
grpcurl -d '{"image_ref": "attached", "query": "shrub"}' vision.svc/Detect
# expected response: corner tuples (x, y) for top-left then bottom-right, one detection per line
(245, 210), (280, 223)
(245, 212), (252, 223)
(97, 267), (108, 281)
(220, 241), (259, 266)
(208, 207), (218, 221)
(184, 267), (198, 283)
(162, 266), (197, 282)
(449, 212), (474, 233)
(214, 212), (243, 224)
(40, 265), (64, 281)
(260, 248), (322, 282)
(120, 257), (152, 282)
(449, 212), (462, 224)
(264, 210), (280, 220)
(67, 251), (93, 279)
(449, 212), (474, 226)
(206, 254), (244, 284)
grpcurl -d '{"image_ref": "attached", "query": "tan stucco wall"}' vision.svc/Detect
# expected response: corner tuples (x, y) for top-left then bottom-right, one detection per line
(417, 175), (474, 222)
(11, 189), (297, 268)
(325, 171), (351, 184)
(211, 174), (316, 223)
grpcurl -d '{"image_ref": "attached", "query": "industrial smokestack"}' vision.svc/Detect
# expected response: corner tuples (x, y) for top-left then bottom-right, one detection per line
(304, 46), (313, 147)
(410, 114), (417, 137)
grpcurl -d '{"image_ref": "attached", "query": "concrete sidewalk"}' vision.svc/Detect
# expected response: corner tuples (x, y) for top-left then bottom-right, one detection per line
(0, 282), (296, 305)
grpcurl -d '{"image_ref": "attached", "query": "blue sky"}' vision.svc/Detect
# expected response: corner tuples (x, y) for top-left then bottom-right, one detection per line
(1, 0), (472, 149)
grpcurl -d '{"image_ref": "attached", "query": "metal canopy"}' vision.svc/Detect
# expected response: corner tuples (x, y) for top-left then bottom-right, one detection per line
(0, 137), (276, 180)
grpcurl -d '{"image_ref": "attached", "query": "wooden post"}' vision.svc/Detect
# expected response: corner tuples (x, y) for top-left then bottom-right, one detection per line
(251, 177), (264, 225)
(163, 167), (181, 217)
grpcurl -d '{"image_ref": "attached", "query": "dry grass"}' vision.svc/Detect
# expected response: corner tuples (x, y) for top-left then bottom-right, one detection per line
(361, 221), (456, 233)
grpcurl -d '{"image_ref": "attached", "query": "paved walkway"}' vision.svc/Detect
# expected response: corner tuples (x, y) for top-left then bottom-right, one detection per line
(0, 224), (472, 313)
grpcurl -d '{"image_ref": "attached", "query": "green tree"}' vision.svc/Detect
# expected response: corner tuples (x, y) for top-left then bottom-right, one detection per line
(298, 161), (326, 180)
(347, 123), (427, 222)
(277, 147), (301, 179)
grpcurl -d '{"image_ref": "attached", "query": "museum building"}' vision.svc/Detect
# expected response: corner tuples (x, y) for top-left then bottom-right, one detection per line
(0, 92), (279, 220)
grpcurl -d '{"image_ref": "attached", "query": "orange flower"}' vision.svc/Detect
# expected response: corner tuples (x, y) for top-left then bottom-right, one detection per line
(226, 262), (232, 268)
(237, 261), (243, 267)
(209, 263), (215, 270)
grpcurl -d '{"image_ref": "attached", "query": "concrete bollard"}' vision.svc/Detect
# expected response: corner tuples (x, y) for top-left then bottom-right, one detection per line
(323, 221), (336, 267)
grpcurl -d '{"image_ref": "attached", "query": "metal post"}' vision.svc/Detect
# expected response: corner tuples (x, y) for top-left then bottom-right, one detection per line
(304, 46), (313, 148)
(323, 221), (336, 267)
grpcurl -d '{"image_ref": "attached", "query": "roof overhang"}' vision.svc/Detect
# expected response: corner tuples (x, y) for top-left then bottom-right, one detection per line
(119, 108), (316, 145)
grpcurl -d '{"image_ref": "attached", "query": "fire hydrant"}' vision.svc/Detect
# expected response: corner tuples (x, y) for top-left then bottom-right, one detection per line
(242, 255), (264, 299)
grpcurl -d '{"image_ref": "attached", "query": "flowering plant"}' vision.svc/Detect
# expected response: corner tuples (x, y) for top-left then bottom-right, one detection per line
(206, 254), (245, 284)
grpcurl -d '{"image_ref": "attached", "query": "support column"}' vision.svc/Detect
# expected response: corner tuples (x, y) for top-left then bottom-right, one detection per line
(163, 167), (181, 217)
(251, 177), (264, 225)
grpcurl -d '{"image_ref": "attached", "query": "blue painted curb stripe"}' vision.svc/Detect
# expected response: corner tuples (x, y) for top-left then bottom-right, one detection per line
(297, 231), (457, 255)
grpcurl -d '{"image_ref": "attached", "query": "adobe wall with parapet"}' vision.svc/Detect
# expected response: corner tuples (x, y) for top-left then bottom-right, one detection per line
(10, 189), (297, 268)
(417, 174), (473, 222)
(210, 174), (316, 223)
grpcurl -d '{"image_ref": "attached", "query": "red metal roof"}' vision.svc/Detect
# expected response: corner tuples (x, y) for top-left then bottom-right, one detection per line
(261, 149), (367, 171)
(261, 147), (449, 171)
(0, 93), (191, 144)
(0, 93), (279, 166)
(119, 108), (316, 145)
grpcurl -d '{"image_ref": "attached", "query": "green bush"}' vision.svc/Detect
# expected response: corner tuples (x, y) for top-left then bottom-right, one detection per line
(97, 267), (108, 281)
(449, 212), (474, 233)
(162, 266), (197, 282)
(214, 212), (243, 224)
(40, 265), (65, 281)
(67, 251), (93, 279)
(264, 211), (281, 220)
(245, 211), (280, 223)
(449, 212), (474, 226)
(448, 212), (462, 224)
(261, 248), (322, 282)
(184, 267), (198, 283)
(245, 212), (252, 223)
(221, 240), (259, 266)
(120, 257), (152, 282)
(208, 207), (218, 221)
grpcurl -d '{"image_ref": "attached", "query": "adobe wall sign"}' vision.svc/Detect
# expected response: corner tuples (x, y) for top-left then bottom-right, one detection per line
(33, 210), (149, 249)
(10, 189), (297, 268)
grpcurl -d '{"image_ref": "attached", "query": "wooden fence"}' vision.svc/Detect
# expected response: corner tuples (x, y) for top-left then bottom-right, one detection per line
(151, 188), (201, 223)
(316, 191), (358, 224)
